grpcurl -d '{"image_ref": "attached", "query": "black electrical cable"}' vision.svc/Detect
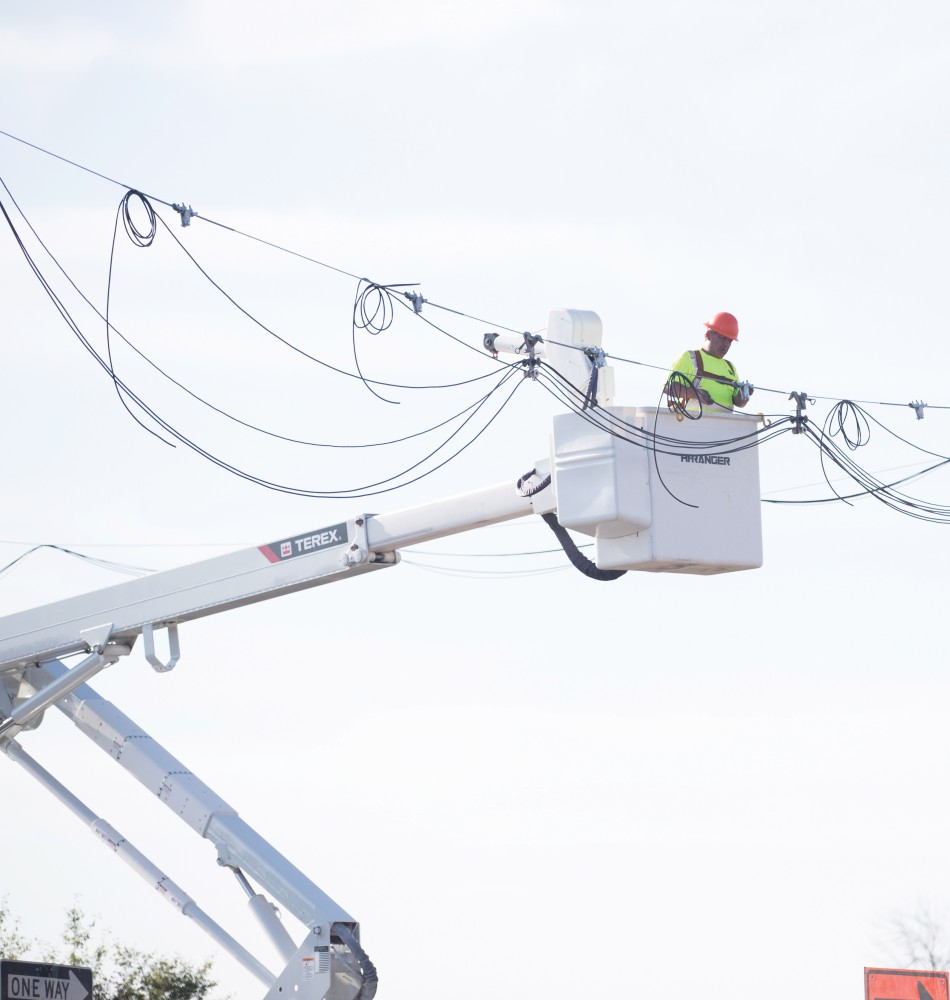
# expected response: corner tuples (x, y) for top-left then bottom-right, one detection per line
(762, 457), (950, 505)
(1, 175), (520, 452)
(9, 132), (950, 422)
(606, 348), (950, 420)
(827, 399), (950, 464)
(5, 192), (522, 500)
(351, 279), (402, 404)
(535, 362), (793, 457)
(280, 365), (525, 497)
(826, 399), (871, 451)
(662, 370), (702, 421)
(788, 403), (950, 521)
(649, 384), (699, 509)
(10, 133), (950, 523)
(11, 170), (496, 425)
(1, 192), (531, 499)
(417, 296), (532, 337)
(353, 279), (403, 337)
(108, 318), (515, 449)
(0, 128), (176, 209)
(0, 129), (530, 341)
(393, 293), (524, 360)
(105, 190), (174, 445)
(534, 359), (798, 513)
(8, 131), (950, 423)
(541, 365), (796, 459)
(147, 201), (505, 393)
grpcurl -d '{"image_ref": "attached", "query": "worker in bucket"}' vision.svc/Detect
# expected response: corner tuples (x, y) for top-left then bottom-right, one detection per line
(665, 311), (753, 411)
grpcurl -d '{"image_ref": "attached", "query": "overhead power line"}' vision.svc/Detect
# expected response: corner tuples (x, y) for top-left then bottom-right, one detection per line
(4, 129), (950, 523)
(0, 544), (152, 580)
(0, 128), (527, 334)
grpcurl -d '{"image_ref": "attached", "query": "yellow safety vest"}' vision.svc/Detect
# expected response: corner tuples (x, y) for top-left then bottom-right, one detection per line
(668, 349), (738, 409)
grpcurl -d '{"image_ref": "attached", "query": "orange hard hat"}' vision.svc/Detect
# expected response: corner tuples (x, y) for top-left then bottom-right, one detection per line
(704, 311), (739, 341)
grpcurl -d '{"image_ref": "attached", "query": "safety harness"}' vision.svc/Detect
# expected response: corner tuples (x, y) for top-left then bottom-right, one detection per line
(690, 350), (736, 386)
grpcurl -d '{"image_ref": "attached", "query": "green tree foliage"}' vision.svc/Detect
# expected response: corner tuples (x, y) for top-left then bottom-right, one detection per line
(0, 902), (32, 961)
(0, 900), (220, 1000)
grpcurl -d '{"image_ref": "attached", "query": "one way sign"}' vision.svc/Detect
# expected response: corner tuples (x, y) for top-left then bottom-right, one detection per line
(0, 962), (92, 1000)
(865, 966), (950, 1000)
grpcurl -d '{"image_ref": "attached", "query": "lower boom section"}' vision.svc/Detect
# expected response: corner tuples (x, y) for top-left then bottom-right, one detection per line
(7, 660), (377, 1000)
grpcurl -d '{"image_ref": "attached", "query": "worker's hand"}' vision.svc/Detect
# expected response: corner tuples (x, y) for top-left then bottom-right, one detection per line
(696, 388), (714, 405)
(733, 381), (754, 407)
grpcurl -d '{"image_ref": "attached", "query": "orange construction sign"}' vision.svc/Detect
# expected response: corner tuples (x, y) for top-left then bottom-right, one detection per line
(866, 967), (950, 1000)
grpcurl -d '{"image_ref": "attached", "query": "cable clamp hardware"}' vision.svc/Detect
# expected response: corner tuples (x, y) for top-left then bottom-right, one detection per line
(171, 203), (198, 227)
(405, 290), (426, 314)
(584, 346), (607, 368)
(734, 380), (753, 404)
(909, 399), (927, 420)
(519, 331), (543, 352)
(521, 332), (542, 380)
(789, 391), (811, 434)
(483, 332), (499, 358)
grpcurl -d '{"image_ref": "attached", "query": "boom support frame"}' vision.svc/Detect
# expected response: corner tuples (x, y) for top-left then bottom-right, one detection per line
(0, 478), (548, 1000)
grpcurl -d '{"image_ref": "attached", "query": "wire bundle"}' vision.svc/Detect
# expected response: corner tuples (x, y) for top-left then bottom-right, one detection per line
(787, 401), (950, 521)
(0, 178), (533, 499)
(3, 128), (950, 523)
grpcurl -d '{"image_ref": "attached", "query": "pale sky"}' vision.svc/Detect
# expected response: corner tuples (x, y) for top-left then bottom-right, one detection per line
(2, 3), (950, 999)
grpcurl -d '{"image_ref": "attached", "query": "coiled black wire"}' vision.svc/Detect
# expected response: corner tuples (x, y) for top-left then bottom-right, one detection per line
(792, 400), (950, 520)
(105, 190), (169, 444)
(0, 190), (530, 499)
(351, 280), (416, 404)
(663, 370), (702, 420)
(121, 190), (157, 247)
(2, 176), (520, 454)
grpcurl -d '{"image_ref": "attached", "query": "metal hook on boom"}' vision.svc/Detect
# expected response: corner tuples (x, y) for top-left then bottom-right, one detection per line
(143, 622), (181, 673)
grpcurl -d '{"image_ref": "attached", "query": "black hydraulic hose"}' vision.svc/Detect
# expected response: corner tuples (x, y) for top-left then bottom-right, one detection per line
(333, 924), (379, 1000)
(581, 364), (598, 411)
(516, 468), (551, 497)
(540, 512), (627, 581)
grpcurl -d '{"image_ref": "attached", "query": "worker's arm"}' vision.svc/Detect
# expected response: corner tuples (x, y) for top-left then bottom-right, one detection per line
(666, 379), (715, 405)
(666, 374), (715, 406)
(665, 353), (708, 404)
(732, 381), (755, 408)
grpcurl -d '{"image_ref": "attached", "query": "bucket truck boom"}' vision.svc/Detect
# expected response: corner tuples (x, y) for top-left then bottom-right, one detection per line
(0, 310), (763, 1000)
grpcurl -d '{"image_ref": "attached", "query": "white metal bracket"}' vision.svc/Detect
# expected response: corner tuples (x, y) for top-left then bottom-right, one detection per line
(143, 622), (181, 673)
(81, 622), (115, 655)
(262, 931), (334, 1000)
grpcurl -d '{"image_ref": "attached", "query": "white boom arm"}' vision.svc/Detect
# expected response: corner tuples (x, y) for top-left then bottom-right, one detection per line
(0, 310), (763, 1000)
(0, 478), (550, 1000)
